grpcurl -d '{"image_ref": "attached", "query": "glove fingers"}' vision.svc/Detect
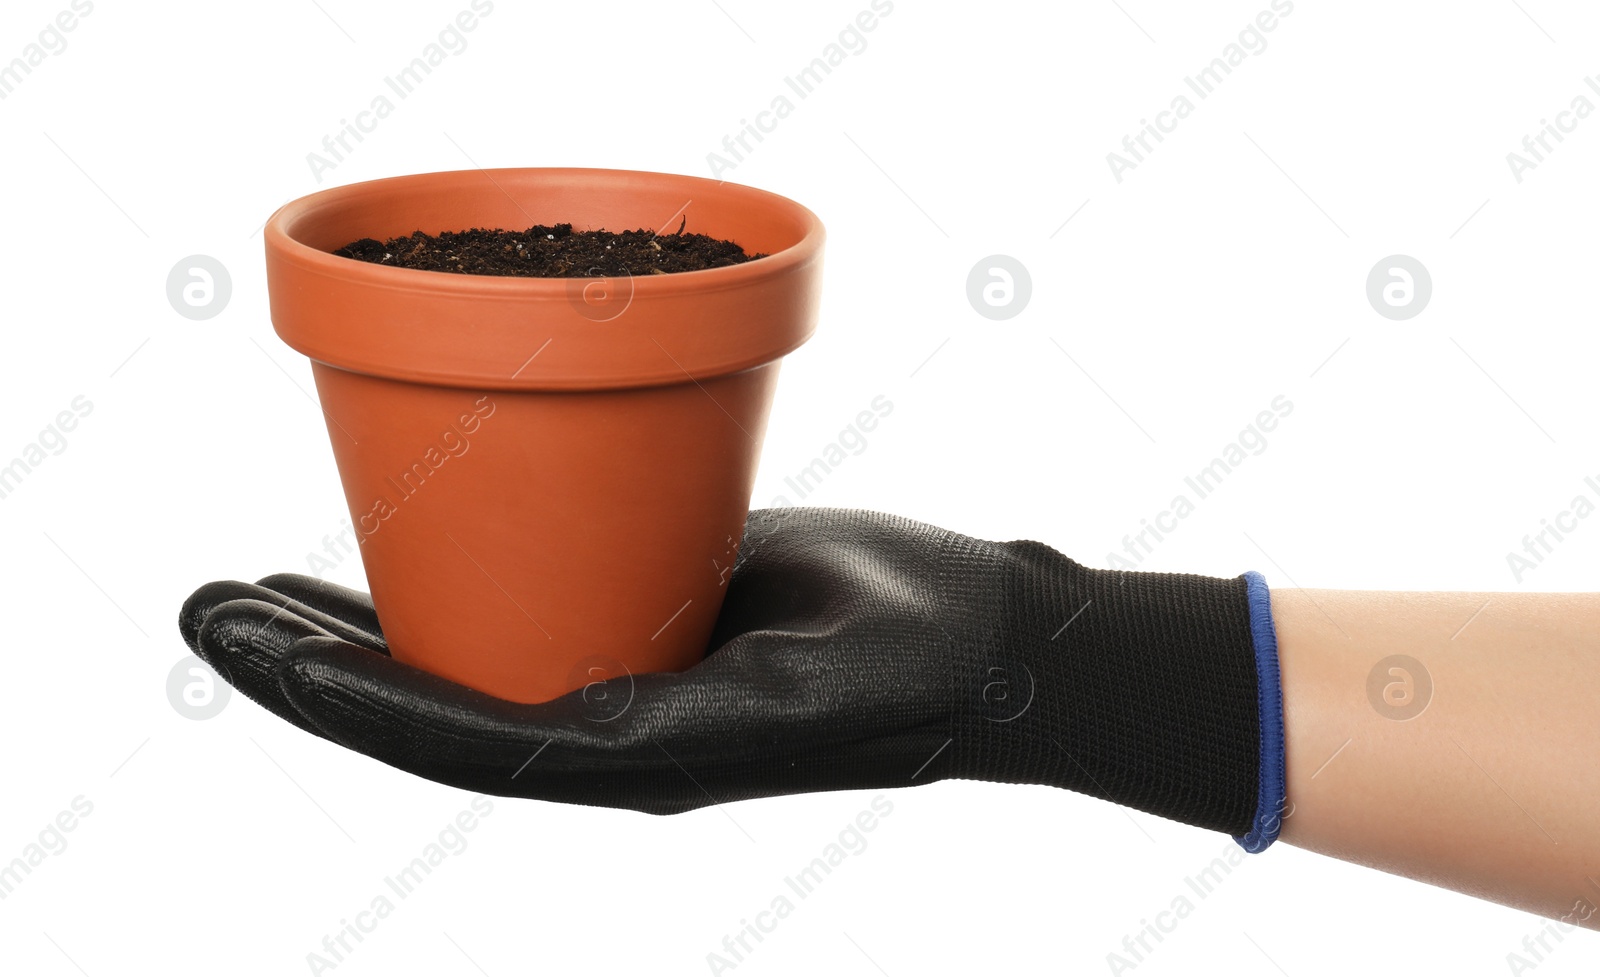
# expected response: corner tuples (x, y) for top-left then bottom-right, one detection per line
(253, 573), (385, 645)
(194, 599), (343, 736)
(276, 637), (734, 812)
(181, 579), (387, 655)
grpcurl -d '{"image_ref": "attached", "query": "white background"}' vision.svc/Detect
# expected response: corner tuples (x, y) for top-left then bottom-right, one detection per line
(2, 0), (1598, 973)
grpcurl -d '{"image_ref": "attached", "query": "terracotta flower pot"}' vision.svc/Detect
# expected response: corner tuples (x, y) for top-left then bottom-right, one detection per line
(263, 167), (824, 704)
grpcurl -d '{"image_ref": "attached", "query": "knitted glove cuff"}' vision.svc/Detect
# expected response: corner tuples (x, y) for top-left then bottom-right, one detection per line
(1236, 570), (1287, 852)
(949, 540), (1286, 849)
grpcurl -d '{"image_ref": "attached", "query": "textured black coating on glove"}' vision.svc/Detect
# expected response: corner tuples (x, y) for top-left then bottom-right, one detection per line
(179, 508), (1262, 835)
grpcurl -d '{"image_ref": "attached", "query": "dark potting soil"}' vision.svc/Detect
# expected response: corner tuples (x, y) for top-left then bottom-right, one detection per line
(331, 220), (767, 277)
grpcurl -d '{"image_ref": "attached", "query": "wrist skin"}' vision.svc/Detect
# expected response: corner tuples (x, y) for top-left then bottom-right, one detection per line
(1271, 587), (1600, 928)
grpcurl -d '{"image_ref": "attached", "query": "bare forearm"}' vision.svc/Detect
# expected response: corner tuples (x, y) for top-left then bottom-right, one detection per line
(1272, 587), (1600, 926)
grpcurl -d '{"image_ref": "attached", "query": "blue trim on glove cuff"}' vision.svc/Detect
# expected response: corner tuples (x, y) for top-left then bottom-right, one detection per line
(1234, 570), (1287, 854)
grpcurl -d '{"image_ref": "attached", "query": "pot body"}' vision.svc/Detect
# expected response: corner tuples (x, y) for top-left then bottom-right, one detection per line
(264, 168), (824, 703)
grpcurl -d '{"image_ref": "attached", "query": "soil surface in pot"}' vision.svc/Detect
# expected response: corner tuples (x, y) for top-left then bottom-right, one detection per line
(332, 220), (766, 277)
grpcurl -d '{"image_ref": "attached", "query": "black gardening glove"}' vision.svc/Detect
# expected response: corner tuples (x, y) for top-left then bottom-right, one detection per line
(180, 508), (1285, 848)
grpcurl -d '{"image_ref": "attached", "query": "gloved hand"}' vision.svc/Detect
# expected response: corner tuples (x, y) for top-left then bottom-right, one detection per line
(179, 507), (1286, 850)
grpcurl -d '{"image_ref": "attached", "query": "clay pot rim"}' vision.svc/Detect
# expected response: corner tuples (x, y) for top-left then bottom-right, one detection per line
(263, 166), (825, 299)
